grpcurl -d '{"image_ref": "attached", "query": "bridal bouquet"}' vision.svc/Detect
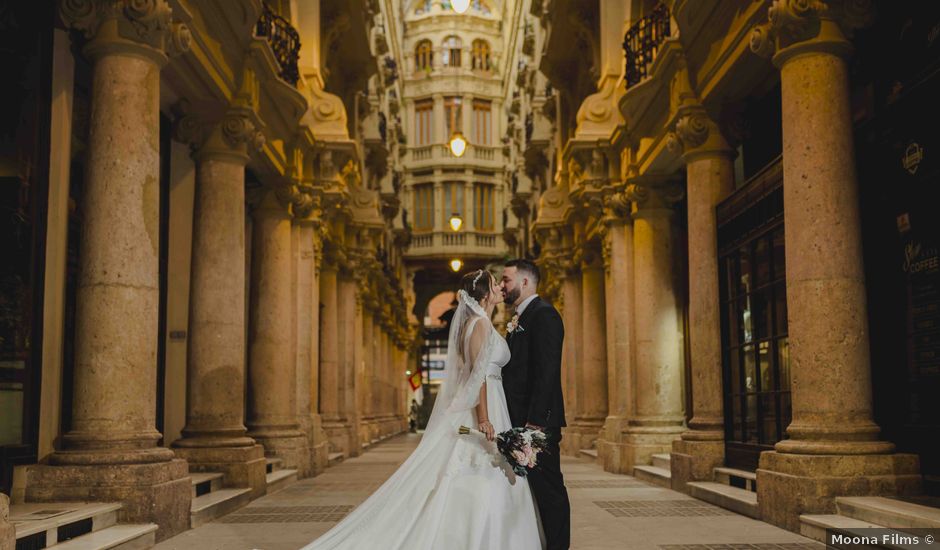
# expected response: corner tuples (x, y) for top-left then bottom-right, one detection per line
(458, 425), (548, 477)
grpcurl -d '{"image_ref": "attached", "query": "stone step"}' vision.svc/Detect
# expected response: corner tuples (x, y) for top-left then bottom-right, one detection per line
(265, 458), (283, 474)
(713, 466), (757, 492)
(651, 453), (671, 470)
(327, 452), (345, 466)
(800, 513), (929, 549)
(266, 469), (298, 494)
(800, 514), (884, 544)
(190, 488), (252, 528)
(51, 524), (157, 550)
(12, 502), (122, 546)
(189, 472), (224, 498)
(836, 497), (940, 529)
(633, 465), (671, 488)
(579, 449), (598, 460)
(687, 481), (760, 519)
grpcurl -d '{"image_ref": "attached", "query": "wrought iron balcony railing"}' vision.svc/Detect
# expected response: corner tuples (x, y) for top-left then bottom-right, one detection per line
(256, 2), (301, 86)
(623, 2), (670, 89)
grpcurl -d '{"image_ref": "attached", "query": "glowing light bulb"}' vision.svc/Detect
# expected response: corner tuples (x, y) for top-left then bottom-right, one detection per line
(449, 214), (463, 232)
(450, 259), (463, 272)
(452, 0), (470, 14)
(449, 132), (467, 157)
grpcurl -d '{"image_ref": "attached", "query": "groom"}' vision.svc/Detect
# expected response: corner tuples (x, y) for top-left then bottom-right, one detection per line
(500, 259), (570, 550)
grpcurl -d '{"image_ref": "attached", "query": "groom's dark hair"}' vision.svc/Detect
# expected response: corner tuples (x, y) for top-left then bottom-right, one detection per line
(505, 258), (540, 288)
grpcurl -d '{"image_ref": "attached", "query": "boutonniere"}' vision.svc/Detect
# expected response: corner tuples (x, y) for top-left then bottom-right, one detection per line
(506, 313), (525, 336)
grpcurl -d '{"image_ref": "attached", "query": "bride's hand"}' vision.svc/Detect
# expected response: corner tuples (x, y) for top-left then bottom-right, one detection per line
(478, 420), (495, 441)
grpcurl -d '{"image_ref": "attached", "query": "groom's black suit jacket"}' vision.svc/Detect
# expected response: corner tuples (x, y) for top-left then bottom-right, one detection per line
(502, 296), (566, 429)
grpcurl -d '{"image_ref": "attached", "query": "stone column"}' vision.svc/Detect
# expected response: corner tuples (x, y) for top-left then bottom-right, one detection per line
(559, 268), (582, 456)
(246, 190), (306, 469)
(360, 304), (376, 444)
(750, 3), (920, 531)
(291, 215), (324, 477)
(339, 273), (363, 456)
(666, 110), (734, 492)
(569, 248), (608, 455)
(1, 494), (13, 550)
(597, 205), (636, 474)
(621, 181), (686, 470)
(171, 109), (266, 497)
(318, 250), (347, 455)
(27, 2), (191, 540)
(308, 231), (329, 474)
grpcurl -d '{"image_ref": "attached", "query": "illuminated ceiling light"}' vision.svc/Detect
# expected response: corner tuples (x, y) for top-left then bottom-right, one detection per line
(452, 0), (470, 14)
(449, 213), (463, 232)
(448, 131), (467, 157)
(406, 370), (412, 376)
(449, 259), (463, 272)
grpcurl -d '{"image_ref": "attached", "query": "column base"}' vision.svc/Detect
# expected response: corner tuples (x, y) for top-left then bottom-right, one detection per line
(757, 450), (922, 532)
(248, 429), (308, 472)
(670, 438), (724, 493)
(596, 416), (630, 473)
(25, 458), (190, 541)
(324, 420), (361, 458)
(308, 414), (330, 476)
(360, 417), (380, 448)
(562, 419), (604, 457)
(1, 494), (14, 549)
(619, 427), (684, 472)
(171, 443), (267, 499)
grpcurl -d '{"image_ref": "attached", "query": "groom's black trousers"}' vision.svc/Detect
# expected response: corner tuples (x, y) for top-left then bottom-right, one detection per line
(529, 428), (570, 550)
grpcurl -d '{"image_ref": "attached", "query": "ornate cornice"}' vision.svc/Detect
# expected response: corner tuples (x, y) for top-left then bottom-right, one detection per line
(60, 0), (191, 64)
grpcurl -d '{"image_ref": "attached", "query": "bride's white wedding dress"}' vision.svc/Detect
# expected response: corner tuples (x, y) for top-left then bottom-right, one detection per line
(303, 291), (542, 550)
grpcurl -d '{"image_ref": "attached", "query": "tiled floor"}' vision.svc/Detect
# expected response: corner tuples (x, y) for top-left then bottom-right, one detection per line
(155, 433), (821, 550)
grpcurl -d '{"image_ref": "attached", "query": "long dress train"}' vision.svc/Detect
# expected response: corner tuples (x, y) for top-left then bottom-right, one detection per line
(302, 293), (543, 550)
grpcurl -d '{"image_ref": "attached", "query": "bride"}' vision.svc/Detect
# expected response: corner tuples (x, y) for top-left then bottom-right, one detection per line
(303, 269), (543, 549)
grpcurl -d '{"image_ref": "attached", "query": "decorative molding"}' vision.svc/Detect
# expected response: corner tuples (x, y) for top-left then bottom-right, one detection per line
(750, 0), (874, 65)
(59, 0), (191, 61)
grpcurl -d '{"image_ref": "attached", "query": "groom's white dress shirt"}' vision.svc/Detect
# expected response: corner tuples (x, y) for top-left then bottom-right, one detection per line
(515, 294), (539, 318)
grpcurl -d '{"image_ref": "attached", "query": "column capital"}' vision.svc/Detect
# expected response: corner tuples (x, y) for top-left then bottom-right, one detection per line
(749, 0), (874, 67)
(174, 105), (265, 164)
(665, 106), (734, 163)
(625, 180), (685, 218)
(60, 0), (191, 64)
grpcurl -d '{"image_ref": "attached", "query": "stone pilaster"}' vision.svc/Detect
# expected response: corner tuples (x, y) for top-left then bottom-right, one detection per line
(665, 108), (734, 492)
(596, 195), (637, 474)
(308, 228), (329, 474)
(559, 266), (582, 456)
(27, 1), (192, 540)
(750, 1), (921, 531)
(567, 247), (608, 454)
(621, 180), (686, 471)
(171, 108), (266, 497)
(246, 189), (306, 470)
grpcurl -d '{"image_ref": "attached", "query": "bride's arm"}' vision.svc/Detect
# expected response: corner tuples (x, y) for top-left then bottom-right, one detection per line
(468, 322), (495, 441)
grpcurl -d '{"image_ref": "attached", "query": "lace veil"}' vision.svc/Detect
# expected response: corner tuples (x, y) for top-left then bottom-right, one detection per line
(423, 287), (495, 436)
